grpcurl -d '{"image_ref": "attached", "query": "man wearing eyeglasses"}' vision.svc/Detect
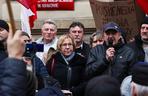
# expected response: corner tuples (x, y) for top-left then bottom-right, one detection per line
(86, 22), (135, 83)
(128, 16), (148, 62)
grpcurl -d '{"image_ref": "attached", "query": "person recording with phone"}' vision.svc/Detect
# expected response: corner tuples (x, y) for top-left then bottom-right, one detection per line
(21, 32), (60, 90)
(86, 22), (135, 83)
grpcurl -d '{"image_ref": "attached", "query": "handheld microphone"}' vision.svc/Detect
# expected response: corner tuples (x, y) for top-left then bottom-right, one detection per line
(107, 38), (114, 62)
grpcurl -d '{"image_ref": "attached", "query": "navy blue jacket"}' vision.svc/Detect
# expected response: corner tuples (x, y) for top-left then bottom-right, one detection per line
(34, 56), (49, 78)
(0, 44), (7, 63)
(0, 58), (27, 96)
(0, 51), (7, 63)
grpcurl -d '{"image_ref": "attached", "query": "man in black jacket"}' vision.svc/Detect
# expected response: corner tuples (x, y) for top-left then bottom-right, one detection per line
(128, 16), (148, 62)
(86, 22), (135, 83)
(68, 21), (90, 59)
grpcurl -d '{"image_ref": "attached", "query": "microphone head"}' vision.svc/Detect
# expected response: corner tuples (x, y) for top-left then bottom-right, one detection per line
(108, 38), (113, 47)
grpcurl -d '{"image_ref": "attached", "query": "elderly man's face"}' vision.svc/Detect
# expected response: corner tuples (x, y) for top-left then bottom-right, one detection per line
(0, 27), (8, 41)
(140, 24), (148, 41)
(104, 29), (121, 46)
(41, 23), (57, 43)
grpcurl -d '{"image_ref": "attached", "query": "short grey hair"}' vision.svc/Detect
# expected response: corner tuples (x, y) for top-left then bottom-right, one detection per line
(43, 19), (57, 32)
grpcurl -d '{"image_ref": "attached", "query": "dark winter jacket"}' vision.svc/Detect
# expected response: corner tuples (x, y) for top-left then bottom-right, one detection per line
(0, 42), (7, 63)
(86, 42), (136, 83)
(34, 56), (49, 78)
(0, 58), (27, 96)
(32, 56), (50, 89)
(46, 52), (86, 96)
(0, 51), (7, 63)
(75, 42), (90, 59)
(128, 34), (145, 62)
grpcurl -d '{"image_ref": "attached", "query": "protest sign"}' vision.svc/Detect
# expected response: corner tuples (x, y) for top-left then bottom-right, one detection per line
(90, 0), (139, 40)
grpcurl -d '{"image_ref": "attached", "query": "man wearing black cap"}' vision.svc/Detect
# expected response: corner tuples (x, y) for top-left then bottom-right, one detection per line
(128, 16), (148, 62)
(121, 62), (148, 96)
(86, 22), (135, 82)
(0, 19), (9, 62)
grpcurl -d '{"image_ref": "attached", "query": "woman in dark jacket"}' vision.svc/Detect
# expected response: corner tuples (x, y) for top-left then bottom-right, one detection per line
(46, 34), (86, 96)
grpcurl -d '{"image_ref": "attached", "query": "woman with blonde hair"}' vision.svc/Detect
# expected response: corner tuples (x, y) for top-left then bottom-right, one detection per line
(46, 34), (86, 96)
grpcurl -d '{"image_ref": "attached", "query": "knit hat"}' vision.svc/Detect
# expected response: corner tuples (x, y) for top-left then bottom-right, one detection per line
(141, 16), (148, 25)
(132, 62), (148, 86)
(0, 20), (9, 32)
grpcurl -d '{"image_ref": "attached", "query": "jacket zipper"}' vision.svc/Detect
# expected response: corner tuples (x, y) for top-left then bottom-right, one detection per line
(67, 66), (72, 89)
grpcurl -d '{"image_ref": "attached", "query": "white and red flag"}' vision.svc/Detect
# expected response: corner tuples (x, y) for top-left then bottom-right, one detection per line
(17, 0), (37, 35)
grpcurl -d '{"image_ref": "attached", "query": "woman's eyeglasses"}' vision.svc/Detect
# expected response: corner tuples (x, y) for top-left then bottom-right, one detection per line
(61, 43), (73, 47)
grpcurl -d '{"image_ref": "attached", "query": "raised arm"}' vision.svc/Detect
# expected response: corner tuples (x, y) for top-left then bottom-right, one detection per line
(0, 30), (27, 96)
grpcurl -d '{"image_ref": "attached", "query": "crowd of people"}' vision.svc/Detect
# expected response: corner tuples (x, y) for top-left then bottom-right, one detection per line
(0, 15), (148, 96)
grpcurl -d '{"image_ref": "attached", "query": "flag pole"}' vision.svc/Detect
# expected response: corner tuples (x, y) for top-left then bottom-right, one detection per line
(6, 0), (16, 35)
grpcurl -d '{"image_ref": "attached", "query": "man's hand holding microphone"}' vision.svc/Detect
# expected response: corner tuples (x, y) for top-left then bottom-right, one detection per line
(106, 37), (115, 61)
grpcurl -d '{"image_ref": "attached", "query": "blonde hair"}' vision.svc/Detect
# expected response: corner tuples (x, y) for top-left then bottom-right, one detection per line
(57, 34), (76, 51)
(46, 47), (57, 63)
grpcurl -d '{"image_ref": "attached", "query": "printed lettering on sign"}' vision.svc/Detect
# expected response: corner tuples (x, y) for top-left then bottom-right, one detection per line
(37, 0), (74, 10)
